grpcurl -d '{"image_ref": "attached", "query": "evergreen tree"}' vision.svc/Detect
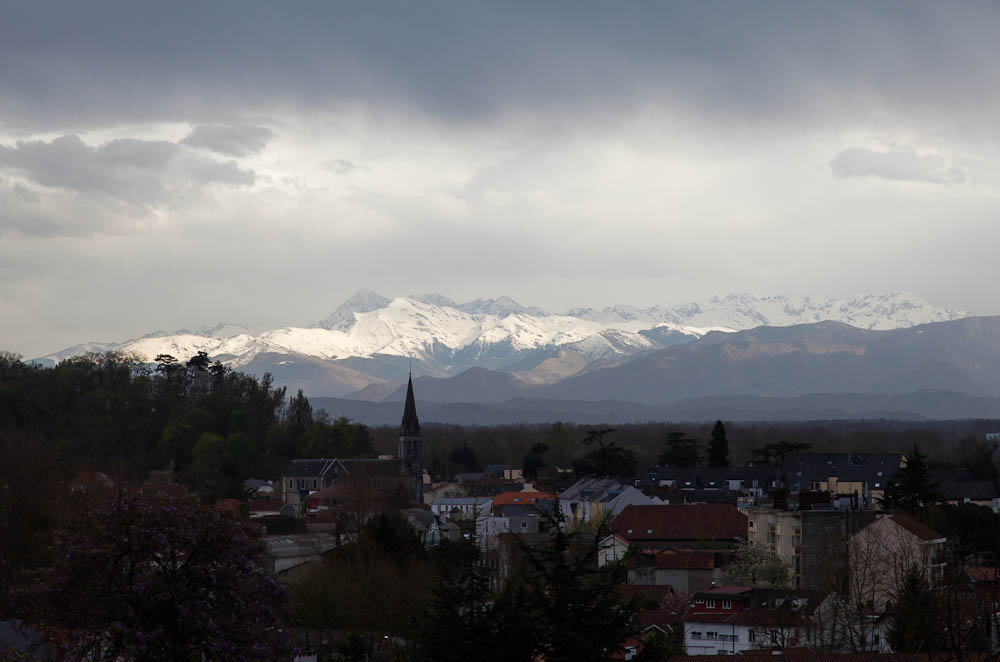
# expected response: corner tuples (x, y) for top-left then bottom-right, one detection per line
(708, 420), (729, 467)
(882, 444), (944, 514)
(658, 431), (701, 467)
(521, 442), (549, 479)
(448, 442), (480, 474)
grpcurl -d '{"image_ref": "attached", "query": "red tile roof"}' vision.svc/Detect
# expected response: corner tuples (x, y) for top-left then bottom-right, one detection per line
(612, 504), (748, 542)
(491, 491), (555, 507)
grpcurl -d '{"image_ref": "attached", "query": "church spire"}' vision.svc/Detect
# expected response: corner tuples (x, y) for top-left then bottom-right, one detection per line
(400, 372), (420, 436)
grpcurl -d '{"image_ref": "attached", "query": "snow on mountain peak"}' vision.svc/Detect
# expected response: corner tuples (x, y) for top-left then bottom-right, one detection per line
(38, 292), (971, 392)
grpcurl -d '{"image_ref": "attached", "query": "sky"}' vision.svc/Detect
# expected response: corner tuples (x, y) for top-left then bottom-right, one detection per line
(2, 1), (1000, 357)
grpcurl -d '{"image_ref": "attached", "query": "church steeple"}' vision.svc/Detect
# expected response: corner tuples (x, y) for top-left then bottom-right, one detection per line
(398, 372), (423, 501)
(400, 373), (420, 436)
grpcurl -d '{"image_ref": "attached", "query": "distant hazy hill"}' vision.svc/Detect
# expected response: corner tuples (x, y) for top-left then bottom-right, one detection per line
(311, 390), (1000, 426)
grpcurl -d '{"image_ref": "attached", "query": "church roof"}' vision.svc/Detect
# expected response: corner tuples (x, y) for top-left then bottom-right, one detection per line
(400, 374), (420, 436)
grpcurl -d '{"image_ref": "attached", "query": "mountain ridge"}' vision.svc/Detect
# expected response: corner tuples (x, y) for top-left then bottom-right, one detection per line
(34, 290), (973, 398)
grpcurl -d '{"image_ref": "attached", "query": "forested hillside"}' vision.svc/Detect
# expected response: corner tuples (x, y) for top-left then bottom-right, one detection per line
(0, 350), (375, 502)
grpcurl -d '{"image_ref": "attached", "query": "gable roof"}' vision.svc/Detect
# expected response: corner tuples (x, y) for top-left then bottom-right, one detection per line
(612, 504), (748, 542)
(888, 513), (944, 541)
(559, 477), (627, 502)
(284, 458), (339, 478)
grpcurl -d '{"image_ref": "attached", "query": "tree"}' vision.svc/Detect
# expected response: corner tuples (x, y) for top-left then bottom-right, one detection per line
(286, 388), (313, 442)
(888, 566), (947, 652)
(521, 442), (549, 479)
(32, 489), (288, 661)
(722, 541), (792, 588)
(448, 442), (480, 474)
(581, 428), (618, 477)
(543, 421), (578, 469)
(750, 441), (810, 489)
(514, 517), (639, 660)
(658, 431), (701, 467)
(574, 445), (636, 478)
(881, 444), (943, 514)
(708, 420), (729, 467)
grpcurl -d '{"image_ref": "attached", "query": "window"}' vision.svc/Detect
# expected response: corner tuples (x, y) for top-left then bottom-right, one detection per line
(874, 482), (881, 488)
(706, 600), (716, 609)
(722, 600), (732, 609)
(647, 529), (653, 534)
(749, 630), (756, 642)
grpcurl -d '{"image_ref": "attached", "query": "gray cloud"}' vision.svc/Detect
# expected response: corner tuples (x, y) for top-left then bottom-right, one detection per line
(830, 145), (965, 184)
(320, 159), (369, 175)
(2, 3), (999, 135)
(0, 134), (255, 221)
(180, 124), (275, 157)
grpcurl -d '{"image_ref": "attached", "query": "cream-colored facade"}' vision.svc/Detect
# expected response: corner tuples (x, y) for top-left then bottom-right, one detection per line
(746, 508), (802, 584)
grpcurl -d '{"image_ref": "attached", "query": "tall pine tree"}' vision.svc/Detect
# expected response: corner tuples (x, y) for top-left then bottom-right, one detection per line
(882, 444), (943, 514)
(708, 420), (729, 467)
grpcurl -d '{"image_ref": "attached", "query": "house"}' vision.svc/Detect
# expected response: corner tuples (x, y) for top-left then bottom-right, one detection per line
(939, 480), (1000, 511)
(745, 508), (875, 589)
(628, 549), (733, 594)
(476, 499), (557, 551)
(492, 490), (556, 515)
(248, 498), (283, 518)
(642, 466), (777, 501)
(848, 513), (946, 611)
(423, 481), (469, 505)
(559, 478), (661, 526)
(262, 531), (338, 577)
(612, 504), (748, 549)
(782, 453), (904, 509)
(430, 496), (493, 520)
(402, 508), (442, 547)
(682, 587), (825, 655)
(599, 533), (632, 566)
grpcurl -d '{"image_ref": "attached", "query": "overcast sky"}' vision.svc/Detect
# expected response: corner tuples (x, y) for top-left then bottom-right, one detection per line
(3, 1), (1000, 357)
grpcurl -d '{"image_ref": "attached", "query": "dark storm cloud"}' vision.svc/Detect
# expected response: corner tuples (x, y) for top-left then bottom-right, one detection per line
(2, 2), (999, 131)
(180, 125), (276, 157)
(831, 146), (965, 184)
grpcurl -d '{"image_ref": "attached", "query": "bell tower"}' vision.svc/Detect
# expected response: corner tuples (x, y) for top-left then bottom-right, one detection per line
(398, 373), (423, 501)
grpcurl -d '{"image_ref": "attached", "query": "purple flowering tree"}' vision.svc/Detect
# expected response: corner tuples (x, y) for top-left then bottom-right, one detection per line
(33, 489), (289, 661)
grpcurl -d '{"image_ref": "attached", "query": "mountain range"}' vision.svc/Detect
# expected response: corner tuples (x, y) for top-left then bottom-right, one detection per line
(34, 290), (1000, 422)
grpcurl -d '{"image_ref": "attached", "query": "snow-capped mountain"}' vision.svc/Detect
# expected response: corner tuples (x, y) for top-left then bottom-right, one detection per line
(36, 290), (969, 397)
(567, 293), (965, 331)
